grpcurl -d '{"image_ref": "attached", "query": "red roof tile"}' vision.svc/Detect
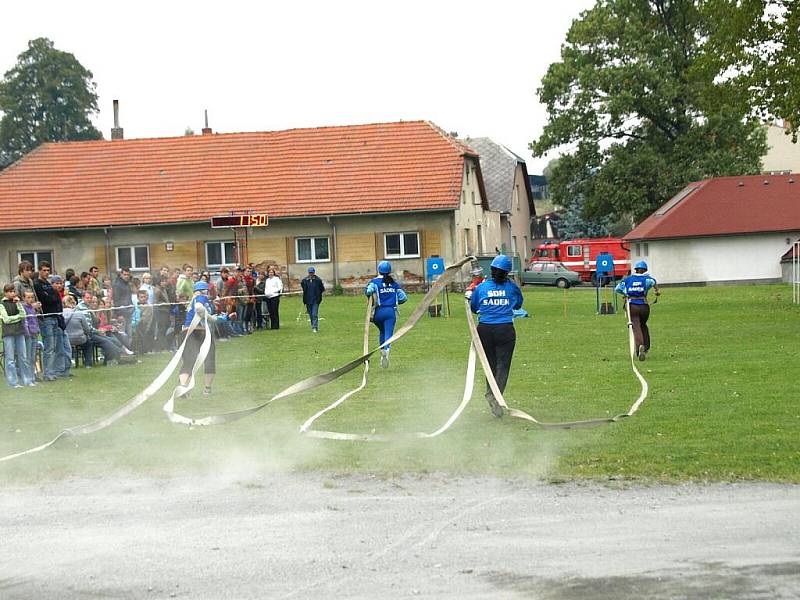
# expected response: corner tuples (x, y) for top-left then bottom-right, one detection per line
(0, 120), (474, 231)
(625, 174), (800, 241)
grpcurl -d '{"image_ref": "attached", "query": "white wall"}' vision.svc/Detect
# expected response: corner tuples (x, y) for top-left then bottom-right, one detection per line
(763, 124), (800, 174)
(632, 233), (800, 284)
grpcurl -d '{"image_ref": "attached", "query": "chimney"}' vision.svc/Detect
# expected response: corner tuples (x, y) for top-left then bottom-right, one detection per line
(202, 109), (212, 135)
(111, 99), (124, 140)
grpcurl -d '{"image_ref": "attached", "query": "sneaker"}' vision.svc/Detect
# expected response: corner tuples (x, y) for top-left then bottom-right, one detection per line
(380, 350), (389, 369)
(122, 347), (135, 355)
(26, 382), (37, 387)
(203, 386), (212, 396)
(486, 393), (504, 418)
(312, 328), (318, 333)
(13, 384), (23, 389)
(638, 345), (647, 361)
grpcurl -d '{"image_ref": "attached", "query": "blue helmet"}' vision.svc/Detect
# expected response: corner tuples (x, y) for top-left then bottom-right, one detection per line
(634, 260), (648, 271)
(193, 280), (209, 292)
(490, 254), (512, 272)
(378, 260), (392, 275)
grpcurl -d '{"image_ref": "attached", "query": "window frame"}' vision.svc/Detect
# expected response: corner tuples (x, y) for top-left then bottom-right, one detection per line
(567, 245), (582, 257)
(17, 249), (54, 272)
(295, 236), (331, 263)
(383, 231), (420, 259)
(205, 240), (238, 269)
(115, 245), (150, 272)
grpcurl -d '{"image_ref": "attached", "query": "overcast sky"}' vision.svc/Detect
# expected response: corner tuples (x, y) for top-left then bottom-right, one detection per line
(0, 0), (595, 174)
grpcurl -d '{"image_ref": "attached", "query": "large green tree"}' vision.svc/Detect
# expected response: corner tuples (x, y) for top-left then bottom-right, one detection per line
(532, 0), (768, 223)
(0, 37), (102, 169)
(704, 0), (799, 139)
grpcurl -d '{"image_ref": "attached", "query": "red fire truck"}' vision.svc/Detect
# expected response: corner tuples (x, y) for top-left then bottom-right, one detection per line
(530, 237), (630, 284)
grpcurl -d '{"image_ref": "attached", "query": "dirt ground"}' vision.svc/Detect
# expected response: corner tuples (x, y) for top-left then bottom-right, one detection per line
(1, 473), (798, 599)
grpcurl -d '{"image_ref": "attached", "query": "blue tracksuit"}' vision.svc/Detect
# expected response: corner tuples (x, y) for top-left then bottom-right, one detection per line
(365, 276), (407, 349)
(615, 274), (657, 304)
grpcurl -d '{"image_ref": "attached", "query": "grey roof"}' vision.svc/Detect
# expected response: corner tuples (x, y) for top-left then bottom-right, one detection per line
(462, 137), (526, 213)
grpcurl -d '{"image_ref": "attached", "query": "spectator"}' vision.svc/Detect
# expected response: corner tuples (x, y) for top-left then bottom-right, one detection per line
(113, 268), (134, 335)
(301, 266), (325, 333)
(63, 295), (95, 367)
(152, 275), (172, 352)
(87, 266), (102, 296)
(1, 283), (33, 388)
(33, 263), (69, 381)
(13, 260), (40, 308)
(139, 272), (155, 304)
(50, 275), (73, 378)
(176, 264), (194, 301)
(67, 275), (81, 302)
(132, 289), (155, 353)
(243, 266), (256, 333)
(21, 290), (40, 383)
(253, 271), (266, 330)
(264, 267), (283, 330)
(101, 275), (113, 298)
(82, 295), (124, 365)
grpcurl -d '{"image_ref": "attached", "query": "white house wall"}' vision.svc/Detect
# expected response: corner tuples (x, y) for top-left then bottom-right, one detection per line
(633, 233), (800, 284)
(453, 156), (502, 256)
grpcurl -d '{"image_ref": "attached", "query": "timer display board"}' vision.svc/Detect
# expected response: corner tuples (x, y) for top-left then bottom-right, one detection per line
(210, 214), (269, 228)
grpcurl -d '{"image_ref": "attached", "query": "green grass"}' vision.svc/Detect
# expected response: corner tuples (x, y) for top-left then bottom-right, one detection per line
(1, 284), (799, 484)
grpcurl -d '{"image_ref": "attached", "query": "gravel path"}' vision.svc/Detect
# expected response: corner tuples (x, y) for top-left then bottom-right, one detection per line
(1, 473), (798, 599)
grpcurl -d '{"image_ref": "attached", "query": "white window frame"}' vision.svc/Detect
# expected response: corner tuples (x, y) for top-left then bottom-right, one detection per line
(295, 236), (331, 263)
(17, 250), (54, 272)
(567, 245), (582, 257)
(115, 245), (150, 272)
(205, 241), (237, 269)
(383, 231), (420, 259)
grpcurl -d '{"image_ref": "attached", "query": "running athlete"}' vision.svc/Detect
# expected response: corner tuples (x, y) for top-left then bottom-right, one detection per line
(615, 260), (660, 361)
(179, 281), (217, 395)
(467, 255), (524, 417)
(365, 260), (407, 368)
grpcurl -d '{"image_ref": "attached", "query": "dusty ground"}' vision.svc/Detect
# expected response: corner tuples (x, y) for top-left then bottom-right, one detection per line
(1, 473), (798, 599)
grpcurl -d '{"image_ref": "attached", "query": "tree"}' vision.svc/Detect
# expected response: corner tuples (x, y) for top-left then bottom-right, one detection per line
(0, 37), (102, 169)
(704, 0), (799, 139)
(531, 0), (767, 223)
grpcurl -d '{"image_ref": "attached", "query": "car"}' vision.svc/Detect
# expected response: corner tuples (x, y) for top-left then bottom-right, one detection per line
(520, 262), (582, 288)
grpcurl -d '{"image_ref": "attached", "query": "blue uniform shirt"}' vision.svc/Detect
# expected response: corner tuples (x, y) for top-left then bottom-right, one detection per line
(365, 276), (407, 307)
(183, 294), (215, 328)
(470, 279), (524, 324)
(615, 274), (657, 305)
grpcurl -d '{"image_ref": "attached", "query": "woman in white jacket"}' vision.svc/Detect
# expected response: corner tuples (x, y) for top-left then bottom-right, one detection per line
(263, 267), (284, 330)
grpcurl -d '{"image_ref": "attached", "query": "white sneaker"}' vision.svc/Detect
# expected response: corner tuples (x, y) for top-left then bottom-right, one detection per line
(380, 350), (389, 369)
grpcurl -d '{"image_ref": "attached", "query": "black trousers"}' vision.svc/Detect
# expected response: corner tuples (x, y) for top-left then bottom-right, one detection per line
(265, 296), (280, 330)
(179, 329), (216, 376)
(477, 322), (516, 397)
(628, 303), (651, 351)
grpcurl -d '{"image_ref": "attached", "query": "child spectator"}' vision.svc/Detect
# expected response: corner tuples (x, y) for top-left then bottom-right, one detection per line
(1, 283), (33, 388)
(21, 290), (40, 383)
(132, 289), (155, 354)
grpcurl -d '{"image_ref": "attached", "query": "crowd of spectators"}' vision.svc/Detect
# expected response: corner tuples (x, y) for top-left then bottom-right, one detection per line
(1, 260), (284, 390)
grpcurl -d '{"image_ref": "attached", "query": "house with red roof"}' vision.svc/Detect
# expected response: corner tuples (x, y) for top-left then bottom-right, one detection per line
(624, 174), (800, 284)
(0, 120), (503, 287)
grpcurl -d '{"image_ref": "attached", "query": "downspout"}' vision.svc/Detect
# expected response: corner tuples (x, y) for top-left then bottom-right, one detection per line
(327, 216), (339, 286)
(104, 228), (111, 277)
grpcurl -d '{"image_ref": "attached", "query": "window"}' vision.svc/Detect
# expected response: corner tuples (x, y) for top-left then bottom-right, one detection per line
(511, 236), (517, 256)
(17, 250), (53, 271)
(477, 225), (483, 254)
(464, 228), (472, 254)
(523, 236), (529, 260)
(567, 245), (582, 257)
(544, 263), (557, 273)
(465, 163), (470, 185)
(643, 243), (649, 257)
(384, 232), (420, 258)
(296, 236), (330, 262)
(515, 184), (520, 211)
(116, 245), (149, 271)
(461, 191), (466, 204)
(532, 264), (544, 273)
(472, 190), (478, 205)
(635, 243), (641, 256)
(206, 241), (237, 268)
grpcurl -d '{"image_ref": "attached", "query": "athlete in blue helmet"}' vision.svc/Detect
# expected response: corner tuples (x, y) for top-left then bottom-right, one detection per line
(178, 280), (217, 395)
(365, 260), (408, 368)
(467, 254), (523, 417)
(615, 260), (660, 361)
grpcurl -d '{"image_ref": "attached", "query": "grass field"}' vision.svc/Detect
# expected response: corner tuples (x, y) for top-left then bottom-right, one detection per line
(1, 284), (798, 484)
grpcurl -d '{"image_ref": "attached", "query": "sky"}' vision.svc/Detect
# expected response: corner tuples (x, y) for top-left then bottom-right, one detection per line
(0, 0), (595, 174)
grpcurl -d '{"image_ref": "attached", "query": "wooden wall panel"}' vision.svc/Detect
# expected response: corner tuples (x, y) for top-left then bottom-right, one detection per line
(150, 241), (198, 271)
(422, 229), (442, 257)
(248, 237), (288, 266)
(94, 246), (108, 274)
(337, 233), (376, 262)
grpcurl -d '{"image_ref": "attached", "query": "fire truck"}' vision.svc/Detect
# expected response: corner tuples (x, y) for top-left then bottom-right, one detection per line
(530, 237), (630, 284)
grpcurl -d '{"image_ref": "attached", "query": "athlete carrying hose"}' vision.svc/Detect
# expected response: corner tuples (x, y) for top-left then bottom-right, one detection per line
(615, 260), (660, 361)
(365, 260), (408, 368)
(465, 255), (523, 418)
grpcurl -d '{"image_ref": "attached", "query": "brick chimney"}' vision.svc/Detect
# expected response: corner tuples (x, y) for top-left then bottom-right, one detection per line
(202, 109), (212, 135)
(111, 99), (124, 140)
